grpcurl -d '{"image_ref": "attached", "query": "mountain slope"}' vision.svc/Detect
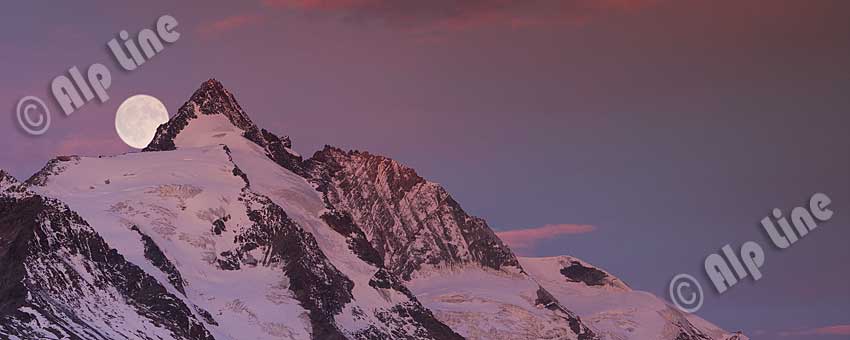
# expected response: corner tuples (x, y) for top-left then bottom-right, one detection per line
(519, 256), (748, 340)
(0, 171), (215, 340)
(304, 147), (518, 281)
(304, 147), (597, 340)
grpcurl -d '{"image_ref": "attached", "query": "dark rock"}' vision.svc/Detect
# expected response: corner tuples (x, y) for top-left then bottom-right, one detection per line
(131, 225), (187, 295)
(144, 79), (304, 176)
(222, 145), (251, 188)
(239, 192), (354, 340)
(195, 307), (219, 326)
(212, 215), (230, 236)
(560, 261), (609, 287)
(24, 156), (80, 187)
(320, 210), (383, 267)
(534, 287), (599, 340)
(368, 269), (415, 301)
(216, 251), (241, 271)
(245, 127), (305, 176)
(232, 166), (250, 187)
(145, 79), (249, 152)
(0, 196), (36, 316)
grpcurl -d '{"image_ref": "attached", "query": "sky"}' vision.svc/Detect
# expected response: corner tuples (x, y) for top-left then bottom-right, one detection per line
(1, 1), (849, 338)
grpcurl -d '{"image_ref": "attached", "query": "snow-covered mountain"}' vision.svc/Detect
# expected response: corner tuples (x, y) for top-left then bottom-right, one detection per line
(0, 79), (745, 340)
(520, 257), (747, 340)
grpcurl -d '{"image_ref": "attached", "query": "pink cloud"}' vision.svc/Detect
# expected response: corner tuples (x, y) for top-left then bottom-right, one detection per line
(54, 135), (130, 157)
(198, 14), (265, 37)
(261, 0), (662, 33)
(779, 325), (850, 337)
(496, 224), (596, 251)
(263, 0), (378, 11)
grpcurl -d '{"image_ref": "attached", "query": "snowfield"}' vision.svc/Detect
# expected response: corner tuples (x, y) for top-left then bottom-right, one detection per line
(520, 256), (747, 340)
(32, 146), (313, 340)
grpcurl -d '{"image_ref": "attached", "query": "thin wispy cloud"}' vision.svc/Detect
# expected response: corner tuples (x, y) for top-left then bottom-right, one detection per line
(496, 224), (596, 251)
(779, 324), (850, 337)
(198, 14), (265, 37)
(54, 135), (130, 157)
(261, 0), (661, 33)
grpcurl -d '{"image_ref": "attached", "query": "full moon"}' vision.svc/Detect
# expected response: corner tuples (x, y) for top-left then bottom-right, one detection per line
(115, 95), (170, 149)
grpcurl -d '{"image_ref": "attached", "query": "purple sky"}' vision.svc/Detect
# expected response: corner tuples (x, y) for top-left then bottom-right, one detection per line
(2, 1), (849, 337)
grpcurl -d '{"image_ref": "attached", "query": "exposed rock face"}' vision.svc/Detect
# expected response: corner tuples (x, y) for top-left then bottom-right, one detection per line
(560, 261), (609, 287)
(0, 190), (214, 340)
(304, 148), (600, 340)
(238, 191), (354, 339)
(145, 79), (254, 152)
(131, 225), (187, 295)
(535, 288), (598, 340)
(305, 147), (519, 281)
(320, 209), (384, 268)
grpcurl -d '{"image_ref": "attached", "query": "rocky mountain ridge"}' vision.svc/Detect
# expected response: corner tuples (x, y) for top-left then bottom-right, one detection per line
(0, 79), (745, 340)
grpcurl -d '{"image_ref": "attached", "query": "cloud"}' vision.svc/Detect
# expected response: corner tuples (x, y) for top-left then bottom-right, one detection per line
(54, 135), (130, 157)
(779, 325), (850, 337)
(496, 224), (596, 251)
(261, 0), (661, 33)
(198, 14), (265, 37)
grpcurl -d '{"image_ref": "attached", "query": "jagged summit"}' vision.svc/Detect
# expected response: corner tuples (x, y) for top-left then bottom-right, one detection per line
(188, 78), (256, 131)
(145, 79), (256, 151)
(144, 79), (304, 173)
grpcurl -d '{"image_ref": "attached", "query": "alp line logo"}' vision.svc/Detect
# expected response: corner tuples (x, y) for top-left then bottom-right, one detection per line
(668, 192), (835, 313)
(14, 14), (180, 136)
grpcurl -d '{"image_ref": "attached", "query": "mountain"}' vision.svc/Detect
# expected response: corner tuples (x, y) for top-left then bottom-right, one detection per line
(0, 79), (745, 340)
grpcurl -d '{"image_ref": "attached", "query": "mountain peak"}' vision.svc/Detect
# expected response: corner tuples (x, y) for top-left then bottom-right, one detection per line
(145, 79), (259, 151)
(145, 78), (304, 174)
(145, 79), (253, 152)
(188, 78), (256, 131)
(199, 78), (224, 90)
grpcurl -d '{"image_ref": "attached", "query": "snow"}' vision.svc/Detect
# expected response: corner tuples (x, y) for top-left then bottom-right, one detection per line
(34, 145), (312, 340)
(408, 265), (582, 340)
